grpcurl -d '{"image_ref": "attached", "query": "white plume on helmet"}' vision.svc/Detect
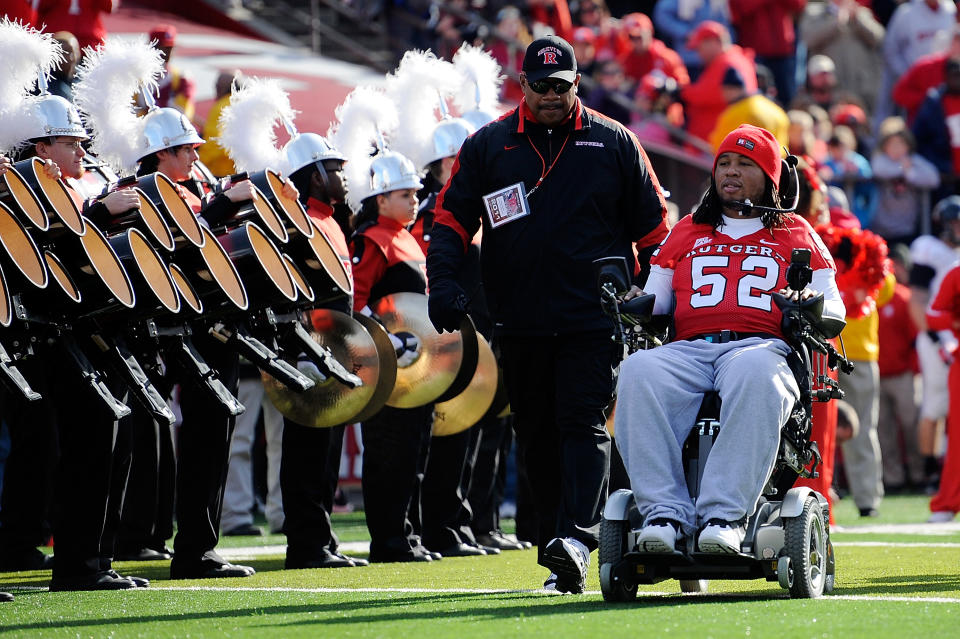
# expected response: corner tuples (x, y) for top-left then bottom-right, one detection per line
(217, 76), (296, 173)
(385, 49), (461, 171)
(0, 19), (65, 154)
(329, 85), (401, 212)
(452, 43), (503, 129)
(73, 36), (164, 175)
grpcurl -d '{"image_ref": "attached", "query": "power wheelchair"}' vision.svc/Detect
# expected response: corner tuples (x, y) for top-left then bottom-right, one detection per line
(596, 249), (853, 600)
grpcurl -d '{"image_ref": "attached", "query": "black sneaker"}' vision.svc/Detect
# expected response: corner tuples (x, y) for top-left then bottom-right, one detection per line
(540, 538), (588, 594)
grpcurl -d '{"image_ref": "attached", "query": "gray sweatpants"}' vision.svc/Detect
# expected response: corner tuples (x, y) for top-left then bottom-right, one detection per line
(840, 360), (883, 510)
(614, 338), (799, 535)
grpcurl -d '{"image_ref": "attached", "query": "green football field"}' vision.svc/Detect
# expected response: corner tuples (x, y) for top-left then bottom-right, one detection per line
(2, 494), (959, 638)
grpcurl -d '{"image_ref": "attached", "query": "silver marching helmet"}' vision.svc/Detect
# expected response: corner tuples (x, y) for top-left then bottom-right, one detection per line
(138, 107), (204, 160)
(460, 109), (497, 132)
(283, 132), (346, 175)
(424, 117), (474, 168)
(28, 94), (89, 141)
(365, 150), (422, 201)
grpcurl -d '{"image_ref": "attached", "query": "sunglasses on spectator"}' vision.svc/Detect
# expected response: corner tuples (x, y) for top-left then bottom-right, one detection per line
(528, 79), (574, 94)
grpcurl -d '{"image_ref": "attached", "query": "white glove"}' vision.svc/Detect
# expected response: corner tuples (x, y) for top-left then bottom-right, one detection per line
(296, 356), (326, 382)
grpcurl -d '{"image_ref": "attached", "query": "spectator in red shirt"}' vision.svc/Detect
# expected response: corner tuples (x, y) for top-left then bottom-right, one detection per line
(527, 0), (574, 43)
(912, 58), (960, 191)
(729, 0), (806, 107)
(38, 0), (115, 52)
(616, 12), (688, 90)
(2, 0), (39, 24)
(679, 20), (757, 143)
(893, 26), (960, 125)
(487, 7), (532, 105)
(575, 0), (628, 62)
(877, 243), (923, 492)
(571, 26), (598, 80)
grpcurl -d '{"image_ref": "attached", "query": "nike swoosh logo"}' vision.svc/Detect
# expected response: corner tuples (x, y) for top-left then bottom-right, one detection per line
(504, 145), (519, 150)
(758, 239), (778, 245)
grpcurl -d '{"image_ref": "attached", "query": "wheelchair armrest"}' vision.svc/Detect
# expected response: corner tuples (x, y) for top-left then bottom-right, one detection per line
(774, 291), (844, 338)
(619, 293), (656, 323)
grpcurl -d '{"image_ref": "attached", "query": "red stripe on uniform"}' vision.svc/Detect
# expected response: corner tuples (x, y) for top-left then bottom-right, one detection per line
(434, 154), (471, 252)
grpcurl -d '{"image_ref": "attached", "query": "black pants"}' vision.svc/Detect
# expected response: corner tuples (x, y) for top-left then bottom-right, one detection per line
(421, 427), (476, 550)
(361, 404), (432, 558)
(172, 334), (239, 564)
(468, 414), (512, 537)
(498, 331), (618, 560)
(0, 357), (59, 562)
(116, 402), (176, 554)
(280, 419), (344, 560)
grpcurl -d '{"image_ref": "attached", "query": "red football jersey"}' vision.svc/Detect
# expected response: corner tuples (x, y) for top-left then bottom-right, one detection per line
(652, 215), (835, 340)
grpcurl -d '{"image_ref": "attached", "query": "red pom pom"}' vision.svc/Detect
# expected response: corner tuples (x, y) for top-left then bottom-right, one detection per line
(814, 224), (891, 318)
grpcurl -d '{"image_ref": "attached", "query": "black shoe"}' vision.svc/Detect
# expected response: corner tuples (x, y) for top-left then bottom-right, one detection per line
(413, 545), (442, 561)
(859, 507), (879, 518)
(49, 570), (138, 592)
(0, 548), (54, 572)
(475, 531), (528, 551)
(105, 569), (149, 587)
(477, 544), (501, 555)
(285, 548), (355, 569)
(170, 556), (256, 579)
(368, 549), (433, 563)
(0, 592), (12, 602)
(540, 538), (588, 594)
(222, 523), (264, 537)
(115, 547), (171, 562)
(435, 542), (487, 558)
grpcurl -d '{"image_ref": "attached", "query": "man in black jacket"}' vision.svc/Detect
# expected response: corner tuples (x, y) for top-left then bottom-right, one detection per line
(427, 35), (668, 594)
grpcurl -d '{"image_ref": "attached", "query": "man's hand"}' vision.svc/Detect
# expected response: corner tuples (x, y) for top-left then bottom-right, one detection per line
(102, 188), (140, 215)
(428, 279), (468, 333)
(778, 286), (818, 302)
(223, 181), (257, 203)
(40, 159), (61, 180)
(621, 285), (644, 301)
(0, 156), (11, 176)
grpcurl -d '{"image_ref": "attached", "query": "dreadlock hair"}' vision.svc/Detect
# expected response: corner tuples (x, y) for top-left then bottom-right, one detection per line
(691, 176), (791, 231)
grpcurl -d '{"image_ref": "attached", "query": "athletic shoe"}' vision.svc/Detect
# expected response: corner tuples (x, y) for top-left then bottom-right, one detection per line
(543, 572), (559, 591)
(540, 538), (589, 594)
(697, 520), (745, 554)
(928, 511), (956, 523)
(637, 519), (681, 553)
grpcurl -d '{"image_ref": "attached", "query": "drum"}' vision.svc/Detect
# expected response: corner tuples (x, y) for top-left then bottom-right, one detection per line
(10, 157), (85, 237)
(135, 172), (205, 249)
(287, 218), (352, 305)
(247, 169), (315, 239)
(107, 228), (181, 319)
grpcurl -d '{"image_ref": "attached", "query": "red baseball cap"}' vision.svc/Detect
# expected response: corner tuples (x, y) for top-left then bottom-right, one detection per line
(687, 21), (727, 48)
(149, 24), (177, 48)
(714, 124), (783, 186)
(622, 12), (653, 37)
(572, 26), (596, 44)
(832, 104), (867, 127)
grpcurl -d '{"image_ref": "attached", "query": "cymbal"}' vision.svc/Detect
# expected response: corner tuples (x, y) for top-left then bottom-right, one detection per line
(351, 312), (398, 423)
(433, 334), (499, 436)
(433, 315), (480, 403)
(262, 310), (380, 428)
(372, 292), (463, 408)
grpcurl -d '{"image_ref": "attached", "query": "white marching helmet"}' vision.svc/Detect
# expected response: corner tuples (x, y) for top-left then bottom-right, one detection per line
(283, 132), (346, 175)
(364, 150), (422, 201)
(460, 108), (499, 131)
(28, 94), (89, 140)
(424, 117), (474, 168)
(139, 107), (204, 160)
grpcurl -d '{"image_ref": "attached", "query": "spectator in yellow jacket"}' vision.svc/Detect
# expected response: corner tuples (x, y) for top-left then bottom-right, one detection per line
(708, 67), (790, 151)
(199, 71), (242, 178)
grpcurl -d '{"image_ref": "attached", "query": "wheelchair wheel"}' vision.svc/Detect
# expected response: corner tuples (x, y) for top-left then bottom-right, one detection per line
(784, 495), (827, 598)
(599, 517), (637, 602)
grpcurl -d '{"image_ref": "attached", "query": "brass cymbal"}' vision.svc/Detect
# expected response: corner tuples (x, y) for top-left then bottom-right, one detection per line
(262, 310), (379, 428)
(372, 292), (464, 408)
(433, 315), (480, 403)
(433, 334), (499, 436)
(351, 313), (398, 423)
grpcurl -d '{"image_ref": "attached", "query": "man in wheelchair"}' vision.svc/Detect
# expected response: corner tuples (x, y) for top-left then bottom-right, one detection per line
(613, 125), (846, 560)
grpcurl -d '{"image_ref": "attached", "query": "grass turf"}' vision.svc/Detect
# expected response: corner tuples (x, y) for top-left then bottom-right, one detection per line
(2, 494), (959, 638)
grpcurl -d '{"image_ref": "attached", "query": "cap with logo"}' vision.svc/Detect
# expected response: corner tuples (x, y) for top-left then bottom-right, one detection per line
(149, 24), (177, 48)
(686, 20), (728, 48)
(714, 124), (782, 186)
(522, 35), (577, 84)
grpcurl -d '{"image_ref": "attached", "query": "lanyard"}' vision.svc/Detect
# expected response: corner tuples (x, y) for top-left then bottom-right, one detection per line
(525, 130), (571, 198)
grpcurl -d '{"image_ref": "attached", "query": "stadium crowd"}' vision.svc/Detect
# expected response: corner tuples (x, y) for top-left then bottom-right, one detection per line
(3, 0), (960, 599)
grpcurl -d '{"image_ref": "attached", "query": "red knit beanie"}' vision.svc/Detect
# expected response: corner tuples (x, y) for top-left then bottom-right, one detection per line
(714, 124), (782, 187)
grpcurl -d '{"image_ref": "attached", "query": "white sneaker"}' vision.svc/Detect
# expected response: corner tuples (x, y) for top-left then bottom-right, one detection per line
(543, 572), (559, 591)
(697, 521), (745, 554)
(637, 519), (680, 553)
(927, 511), (956, 523)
